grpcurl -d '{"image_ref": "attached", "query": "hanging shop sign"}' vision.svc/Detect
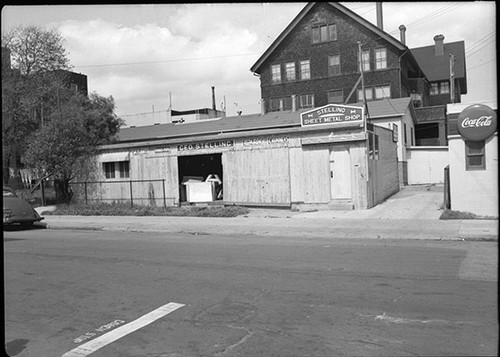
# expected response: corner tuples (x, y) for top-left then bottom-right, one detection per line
(457, 104), (497, 141)
(300, 104), (364, 128)
(177, 140), (234, 151)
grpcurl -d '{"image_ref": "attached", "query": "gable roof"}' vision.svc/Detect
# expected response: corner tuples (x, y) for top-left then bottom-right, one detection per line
(250, 2), (408, 73)
(411, 41), (467, 92)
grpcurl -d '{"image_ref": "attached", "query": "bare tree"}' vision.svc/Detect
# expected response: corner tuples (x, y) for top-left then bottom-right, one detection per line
(2, 25), (72, 75)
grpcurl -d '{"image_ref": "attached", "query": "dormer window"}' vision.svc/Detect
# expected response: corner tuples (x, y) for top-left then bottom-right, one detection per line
(312, 23), (337, 44)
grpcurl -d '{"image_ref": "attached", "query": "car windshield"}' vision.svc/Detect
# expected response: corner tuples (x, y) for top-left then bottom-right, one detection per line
(3, 189), (16, 197)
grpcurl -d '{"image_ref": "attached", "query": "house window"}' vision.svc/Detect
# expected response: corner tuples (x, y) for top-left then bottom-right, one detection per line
(404, 123), (408, 145)
(411, 92), (422, 107)
(440, 81), (450, 94)
(119, 161), (130, 178)
(103, 162), (116, 179)
(271, 64), (281, 84)
(285, 62), (296, 82)
(360, 50), (370, 72)
(430, 83), (439, 95)
(465, 141), (486, 170)
(328, 24), (337, 41)
(300, 60), (310, 80)
(328, 55), (341, 76)
(375, 48), (387, 70)
(283, 96), (293, 111)
(269, 97), (283, 112)
(327, 89), (343, 104)
(312, 24), (337, 44)
(299, 94), (314, 109)
(374, 85), (391, 100)
(358, 87), (373, 102)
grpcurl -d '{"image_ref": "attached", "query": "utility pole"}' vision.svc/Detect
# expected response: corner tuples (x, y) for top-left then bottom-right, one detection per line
(358, 41), (369, 123)
(449, 54), (455, 103)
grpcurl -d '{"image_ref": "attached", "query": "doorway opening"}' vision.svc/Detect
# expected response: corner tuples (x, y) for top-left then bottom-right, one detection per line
(178, 153), (223, 203)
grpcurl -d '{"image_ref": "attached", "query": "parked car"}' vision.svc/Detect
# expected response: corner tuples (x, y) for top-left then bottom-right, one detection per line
(3, 186), (44, 226)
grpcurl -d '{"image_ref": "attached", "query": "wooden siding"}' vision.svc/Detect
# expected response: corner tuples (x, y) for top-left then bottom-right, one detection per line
(130, 151), (179, 204)
(368, 126), (399, 207)
(290, 145), (330, 203)
(343, 142), (369, 209)
(223, 147), (291, 205)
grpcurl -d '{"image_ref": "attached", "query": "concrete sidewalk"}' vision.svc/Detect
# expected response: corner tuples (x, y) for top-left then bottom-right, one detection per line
(38, 214), (498, 241)
(36, 185), (498, 241)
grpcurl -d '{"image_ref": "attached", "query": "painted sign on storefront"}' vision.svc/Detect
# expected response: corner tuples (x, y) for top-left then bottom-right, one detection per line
(301, 104), (364, 128)
(457, 104), (497, 141)
(242, 136), (290, 147)
(177, 140), (234, 151)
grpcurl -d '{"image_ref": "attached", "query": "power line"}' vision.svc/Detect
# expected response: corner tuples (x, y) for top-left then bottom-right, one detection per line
(73, 52), (261, 69)
(466, 39), (495, 58)
(468, 59), (496, 71)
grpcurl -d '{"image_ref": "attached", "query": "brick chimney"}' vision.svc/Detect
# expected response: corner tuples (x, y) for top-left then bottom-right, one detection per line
(434, 34), (445, 56)
(376, 3), (383, 30)
(399, 25), (406, 45)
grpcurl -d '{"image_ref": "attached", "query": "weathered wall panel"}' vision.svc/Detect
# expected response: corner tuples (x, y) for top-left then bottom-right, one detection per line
(223, 148), (291, 205)
(369, 126), (400, 207)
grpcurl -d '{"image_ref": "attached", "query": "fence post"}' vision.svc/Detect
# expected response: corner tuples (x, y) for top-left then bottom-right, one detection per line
(129, 180), (134, 208)
(444, 165), (451, 209)
(84, 181), (88, 205)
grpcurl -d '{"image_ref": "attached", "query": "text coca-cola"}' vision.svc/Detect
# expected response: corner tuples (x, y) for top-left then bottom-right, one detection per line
(461, 116), (493, 128)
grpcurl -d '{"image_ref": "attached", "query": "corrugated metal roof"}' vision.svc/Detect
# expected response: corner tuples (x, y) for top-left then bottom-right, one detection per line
(115, 99), (413, 143)
(116, 109), (309, 143)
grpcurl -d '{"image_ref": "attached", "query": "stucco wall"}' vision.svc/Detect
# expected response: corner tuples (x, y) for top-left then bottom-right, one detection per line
(448, 134), (498, 217)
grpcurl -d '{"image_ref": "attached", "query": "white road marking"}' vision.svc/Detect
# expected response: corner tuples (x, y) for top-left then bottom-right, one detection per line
(62, 302), (185, 357)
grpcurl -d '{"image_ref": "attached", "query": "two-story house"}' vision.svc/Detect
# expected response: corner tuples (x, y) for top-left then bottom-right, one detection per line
(250, 2), (467, 146)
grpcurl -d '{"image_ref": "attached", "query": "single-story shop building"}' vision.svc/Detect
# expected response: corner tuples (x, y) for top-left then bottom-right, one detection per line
(78, 103), (402, 210)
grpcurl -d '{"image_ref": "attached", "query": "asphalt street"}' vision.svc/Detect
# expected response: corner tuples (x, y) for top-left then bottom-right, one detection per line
(3, 228), (498, 357)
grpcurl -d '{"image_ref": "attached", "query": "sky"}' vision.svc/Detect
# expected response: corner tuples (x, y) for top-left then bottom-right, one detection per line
(1, 2), (496, 127)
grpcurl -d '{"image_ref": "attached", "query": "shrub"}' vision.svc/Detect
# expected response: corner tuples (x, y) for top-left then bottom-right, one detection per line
(440, 209), (498, 220)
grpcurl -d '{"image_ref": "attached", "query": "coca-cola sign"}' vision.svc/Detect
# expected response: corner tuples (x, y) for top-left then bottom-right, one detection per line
(457, 104), (497, 141)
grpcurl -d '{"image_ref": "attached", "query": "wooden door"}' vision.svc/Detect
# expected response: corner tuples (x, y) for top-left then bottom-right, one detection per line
(330, 146), (352, 199)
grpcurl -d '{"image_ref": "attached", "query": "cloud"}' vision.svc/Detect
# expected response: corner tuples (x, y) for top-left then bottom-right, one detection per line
(57, 10), (263, 116)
